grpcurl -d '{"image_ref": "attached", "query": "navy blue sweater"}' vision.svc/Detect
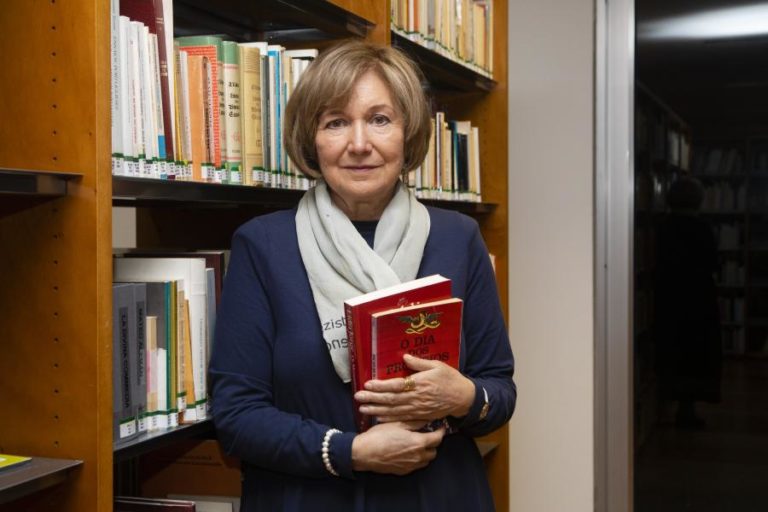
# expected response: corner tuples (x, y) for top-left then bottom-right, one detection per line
(209, 206), (516, 511)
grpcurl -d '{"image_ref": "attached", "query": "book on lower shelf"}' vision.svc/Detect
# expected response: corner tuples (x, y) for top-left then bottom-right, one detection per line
(344, 274), (454, 431)
(0, 453), (32, 472)
(371, 297), (463, 380)
(114, 496), (196, 511)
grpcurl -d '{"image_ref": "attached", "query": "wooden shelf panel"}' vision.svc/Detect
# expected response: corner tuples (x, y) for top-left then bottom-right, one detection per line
(0, 169), (82, 217)
(112, 176), (497, 215)
(0, 169), (81, 197)
(391, 32), (496, 93)
(0, 457), (82, 505)
(174, 0), (373, 42)
(113, 420), (215, 463)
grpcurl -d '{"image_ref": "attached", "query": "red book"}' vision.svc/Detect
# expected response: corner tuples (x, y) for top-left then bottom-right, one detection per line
(344, 274), (452, 431)
(371, 297), (463, 380)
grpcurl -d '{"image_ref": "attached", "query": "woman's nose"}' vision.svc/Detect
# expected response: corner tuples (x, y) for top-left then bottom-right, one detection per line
(347, 122), (372, 154)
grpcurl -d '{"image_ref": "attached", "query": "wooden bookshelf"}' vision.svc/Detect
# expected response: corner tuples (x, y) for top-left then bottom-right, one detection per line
(0, 1), (510, 510)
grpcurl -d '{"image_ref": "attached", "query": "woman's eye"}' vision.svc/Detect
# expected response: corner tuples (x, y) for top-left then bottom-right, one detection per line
(371, 115), (390, 126)
(325, 118), (346, 129)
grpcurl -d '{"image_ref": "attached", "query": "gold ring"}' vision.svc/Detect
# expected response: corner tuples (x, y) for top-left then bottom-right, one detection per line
(402, 375), (416, 392)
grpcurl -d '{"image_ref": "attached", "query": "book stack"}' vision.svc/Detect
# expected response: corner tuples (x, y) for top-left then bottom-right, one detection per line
(111, 250), (228, 442)
(410, 113), (482, 202)
(391, 0), (494, 78)
(111, 0), (318, 189)
(344, 275), (463, 431)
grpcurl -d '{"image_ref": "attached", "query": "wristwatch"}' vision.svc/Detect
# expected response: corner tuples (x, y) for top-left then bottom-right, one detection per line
(479, 386), (490, 420)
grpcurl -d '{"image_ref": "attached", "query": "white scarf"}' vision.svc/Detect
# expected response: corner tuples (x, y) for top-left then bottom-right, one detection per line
(296, 180), (430, 382)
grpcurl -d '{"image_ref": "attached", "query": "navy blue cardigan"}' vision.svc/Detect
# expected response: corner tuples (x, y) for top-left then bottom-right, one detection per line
(209, 206), (516, 511)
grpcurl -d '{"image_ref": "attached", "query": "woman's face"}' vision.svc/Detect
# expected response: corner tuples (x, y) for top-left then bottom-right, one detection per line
(315, 70), (405, 221)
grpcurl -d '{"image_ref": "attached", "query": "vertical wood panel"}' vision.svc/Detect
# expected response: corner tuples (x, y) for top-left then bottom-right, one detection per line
(0, 0), (112, 511)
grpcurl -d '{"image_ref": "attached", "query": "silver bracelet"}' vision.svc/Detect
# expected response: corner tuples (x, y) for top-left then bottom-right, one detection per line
(322, 428), (342, 477)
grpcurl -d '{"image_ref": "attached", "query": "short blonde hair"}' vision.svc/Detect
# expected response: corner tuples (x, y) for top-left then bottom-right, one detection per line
(284, 39), (432, 179)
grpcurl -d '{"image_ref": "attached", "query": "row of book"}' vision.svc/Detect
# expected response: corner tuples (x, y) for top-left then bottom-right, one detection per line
(691, 147), (745, 176)
(635, 108), (691, 171)
(111, 0), (318, 189)
(111, 250), (228, 442)
(409, 114), (483, 202)
(391, 0), (494, 77)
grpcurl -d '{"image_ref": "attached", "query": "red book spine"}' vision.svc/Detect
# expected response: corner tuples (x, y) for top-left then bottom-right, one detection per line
(152, 0), (174, 160)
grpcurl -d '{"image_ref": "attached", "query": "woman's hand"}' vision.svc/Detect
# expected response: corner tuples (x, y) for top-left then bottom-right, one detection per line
(354, 354), (476, 423)
(351, 421), (445, 475)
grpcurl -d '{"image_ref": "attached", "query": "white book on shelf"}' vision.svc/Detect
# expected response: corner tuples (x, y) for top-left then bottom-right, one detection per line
(111, 0), (122, 168)
(136, 23), (156, 167)
(177, 48), (193, 168)
(128, 21), (144, 170)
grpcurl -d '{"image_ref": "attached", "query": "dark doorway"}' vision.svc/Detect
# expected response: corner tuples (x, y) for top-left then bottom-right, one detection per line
(634, 1), (768, 510)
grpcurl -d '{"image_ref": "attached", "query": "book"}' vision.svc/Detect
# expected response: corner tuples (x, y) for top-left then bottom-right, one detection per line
(221, 40), (242, 184)
(370, 297), (463, 380)
(238, 44), (263, 186)
(344, 274), (452, 431)
(133, 282), (149, 432)
(114, 497), (196, 511)
(113, 283), (138, 441)
(0, 454), (31, 472)
(167, 495), (238, 512)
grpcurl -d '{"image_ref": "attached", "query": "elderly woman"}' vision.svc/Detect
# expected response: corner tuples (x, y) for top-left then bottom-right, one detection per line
(209, 39), (516, 511)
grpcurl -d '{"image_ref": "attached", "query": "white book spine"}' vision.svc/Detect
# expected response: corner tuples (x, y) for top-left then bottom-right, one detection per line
(137, 23), (156, 168)
(128, 22), (144, 170)
(111, 0), (121, 166)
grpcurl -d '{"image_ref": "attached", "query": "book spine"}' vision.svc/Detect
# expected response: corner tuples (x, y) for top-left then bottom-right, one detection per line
(134, 283), (148, 432)
(222, 41), (242, 184)
(344, 303), (369, 432)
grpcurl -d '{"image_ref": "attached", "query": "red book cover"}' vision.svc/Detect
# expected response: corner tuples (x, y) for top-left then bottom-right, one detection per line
(344, 274), (452, 431)
(371, 297), (463, 380)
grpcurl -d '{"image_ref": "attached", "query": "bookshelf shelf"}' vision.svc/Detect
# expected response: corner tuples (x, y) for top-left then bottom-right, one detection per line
(174, 0), (373, 41)
(0, 458), (82, 505)
(391, 32), (496, 92)
(112, 176), (498, 214)
(114, 420), (215, 463)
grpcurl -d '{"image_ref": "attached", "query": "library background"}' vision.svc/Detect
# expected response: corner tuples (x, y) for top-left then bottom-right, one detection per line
(0, 1), (510, 511)
(633, 0), (768, 510)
